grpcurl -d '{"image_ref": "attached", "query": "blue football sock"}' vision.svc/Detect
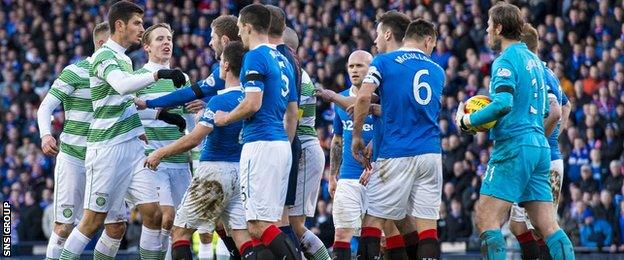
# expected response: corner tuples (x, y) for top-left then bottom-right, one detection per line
(545, 229), (575, 260)
(480, 229), (506, 260)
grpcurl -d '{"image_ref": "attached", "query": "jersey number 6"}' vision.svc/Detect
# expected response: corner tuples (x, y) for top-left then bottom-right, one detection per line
(413, 69), (432, 105)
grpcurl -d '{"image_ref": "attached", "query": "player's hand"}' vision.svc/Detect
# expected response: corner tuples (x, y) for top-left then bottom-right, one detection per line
(144, 151), (162, 171)
(185, 99), (205, 113)
(214, 110), (230, 126)
(329, 175), (337, 198)
(314, 88), (336, 102)
(134, 98), (147, 110)
(359, 167), (373, 186)
(157, 110), (186, 132)
(351, 136), (371, 169)
(41, 134), (59, 156)
(157, 69), (186, 88)
(455, 102), (476, 135)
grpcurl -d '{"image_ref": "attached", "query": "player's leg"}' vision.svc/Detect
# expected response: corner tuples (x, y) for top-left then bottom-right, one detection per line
(359, 157), (414, 260)
(47, 155), (85, 259)
(162, 168), (192, 259)
(535, 159), (565, 260)
(171, 225), (196, 260)
(289, 142), (329, 259)
(61, 145), (131, 260)
(406, 154), (443, 260)
(522, 148), (574, 259)
(241, 141), (299, 259)
(221, 172), (255, 259)
(382, 220), (406, 260)
(332, 179), (366, 260)
(509, 205), (539, 260)
(95, 219), (126, 260)
(215, 222), (241, 259)
(126, 140), (164, 259)
(394, 216), (418, 259)
(478, 143), (531, 260)
(279, 136), (303, 251)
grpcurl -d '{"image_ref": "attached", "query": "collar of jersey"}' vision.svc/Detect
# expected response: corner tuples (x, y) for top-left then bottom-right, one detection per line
(143, 61), (170, 72)
(252, 43), (277, 50)
(349, 86), (358, 97)
(104, 38), (126, 54)
(397, 47), (426, 54)
(218, 86), (243, 95)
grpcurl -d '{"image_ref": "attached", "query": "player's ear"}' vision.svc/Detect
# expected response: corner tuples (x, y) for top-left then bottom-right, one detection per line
(384, 29), (392, 41)
(115, 20), (125, 34)
(221, 35), (229, 46)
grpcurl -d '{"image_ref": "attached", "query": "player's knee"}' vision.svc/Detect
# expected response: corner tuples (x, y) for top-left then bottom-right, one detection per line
(334, 229), (354, 242)
(246, 221), (263, 239)
(475, 201), (497, 232)
(171, 226), (192, 242)
(78, 211), (106, 236)
(161, 214), (174, 231)
(54, 223), (74, 238)
(140, 203), (163, 228)
(289, 216), (307, 235)
(105, 222), (127, 239)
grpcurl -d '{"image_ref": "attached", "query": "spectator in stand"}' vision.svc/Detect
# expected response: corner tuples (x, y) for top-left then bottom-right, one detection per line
(605, 160), (624, 195)
(444, 199), (472, 242)
(580, 165), (600, 194)
(580, 208), (612, 249)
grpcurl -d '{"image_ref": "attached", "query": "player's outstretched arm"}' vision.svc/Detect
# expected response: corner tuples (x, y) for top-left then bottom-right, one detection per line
(465, 91), (514, 127)
(544, 94), (562, 136)
(214, 92), (262, 126)
(145, 80), (219, 109)
(144, 124), (212, 170)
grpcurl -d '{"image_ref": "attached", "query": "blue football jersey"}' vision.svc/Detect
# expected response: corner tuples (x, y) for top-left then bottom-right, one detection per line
(333, 88), (376, 179)
(276, 44), (300, 104)
(363, 48), (444, 158)
(544, 66), (567, 161)
(198, 65), (226, 102)
(197, 87), (244, 162)
(240, 44), (295, 143)
(488, 42), (549, 147)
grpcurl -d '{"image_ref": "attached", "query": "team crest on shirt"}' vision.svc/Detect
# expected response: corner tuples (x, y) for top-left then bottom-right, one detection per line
(63, 208), (73, 218)
(496, 68), (512, 77)
(206, 74), (215, 87)
(96, 196), (106, 206)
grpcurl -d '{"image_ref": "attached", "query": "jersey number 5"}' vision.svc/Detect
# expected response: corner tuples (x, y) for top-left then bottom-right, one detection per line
(413, 69), (432, 105)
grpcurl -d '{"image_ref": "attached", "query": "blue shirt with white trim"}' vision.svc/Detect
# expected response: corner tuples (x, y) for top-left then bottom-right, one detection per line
(198, 87), (244, 162)
(363, 48), (445, 158)
(239, 44), (295, 143)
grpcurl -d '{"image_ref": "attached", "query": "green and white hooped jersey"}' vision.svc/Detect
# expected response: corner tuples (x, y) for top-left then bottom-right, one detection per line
(48, 59), (93, 160)
(296, 70), (318, 146)
(135, 62), (190, 169)
(87, 40), (146, 147)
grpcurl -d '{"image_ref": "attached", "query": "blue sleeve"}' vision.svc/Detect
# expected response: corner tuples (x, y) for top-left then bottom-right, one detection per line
(241, 51), (267, 93)
(146, 76), (222, 108)
(333, 110), (343, 136)
(198, 99), (221, 127)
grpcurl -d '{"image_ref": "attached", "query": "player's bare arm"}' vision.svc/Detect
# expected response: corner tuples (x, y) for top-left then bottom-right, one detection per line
(329, 134), (343, 198)
(145, 124), (212, 170)
(351, 82), (376, 169)
(214, 91), (262, 126)
(544, 95), (562, 136)
(284, 101), (298, 142)
(560, 101), (571, 131)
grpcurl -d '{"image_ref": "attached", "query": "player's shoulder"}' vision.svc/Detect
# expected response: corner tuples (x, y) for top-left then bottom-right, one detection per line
(92, 47), (116, 62)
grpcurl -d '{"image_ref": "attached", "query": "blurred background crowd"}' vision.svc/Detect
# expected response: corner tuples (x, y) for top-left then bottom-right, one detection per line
(1, 0), (624, 255)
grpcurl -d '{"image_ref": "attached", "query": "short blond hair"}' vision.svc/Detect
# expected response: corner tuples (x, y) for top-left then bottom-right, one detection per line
(142, 23), (173, 45)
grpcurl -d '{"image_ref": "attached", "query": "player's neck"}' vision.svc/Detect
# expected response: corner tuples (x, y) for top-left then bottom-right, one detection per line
(111, 34), (130, 49)
(402, 41), (428, 55)
(225, 73), (241, 88)
(148, 57), (170, 67)
(268, 36), (284, 45)
(500, 38), (520, 52)
(386, 41), (402, 52)
(248, 33), (270, 50)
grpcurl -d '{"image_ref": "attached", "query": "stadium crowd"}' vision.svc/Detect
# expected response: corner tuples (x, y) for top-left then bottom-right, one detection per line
(1, 0), (624, 254)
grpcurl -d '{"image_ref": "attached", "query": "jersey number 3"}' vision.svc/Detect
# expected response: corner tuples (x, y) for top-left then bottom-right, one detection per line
(413, 69), (431, 105)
